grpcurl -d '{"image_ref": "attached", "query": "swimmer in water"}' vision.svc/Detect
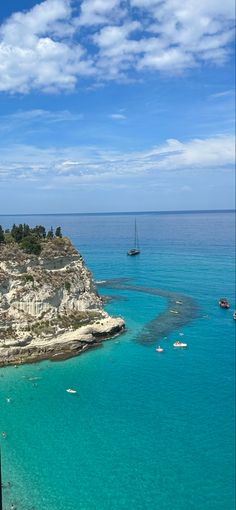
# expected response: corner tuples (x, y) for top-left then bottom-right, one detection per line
(1, 431), (7, 438)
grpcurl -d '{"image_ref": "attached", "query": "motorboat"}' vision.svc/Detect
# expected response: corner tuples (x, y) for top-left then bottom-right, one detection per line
(66, 388), (77, 394)
(233, 310), (236, 320)
(219, 298), (230, 309)
(156, 346), (164, 352)
(173, 341), (187, 348)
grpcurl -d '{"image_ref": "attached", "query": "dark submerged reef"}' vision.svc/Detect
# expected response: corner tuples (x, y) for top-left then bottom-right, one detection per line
(98, 279), (199, 344)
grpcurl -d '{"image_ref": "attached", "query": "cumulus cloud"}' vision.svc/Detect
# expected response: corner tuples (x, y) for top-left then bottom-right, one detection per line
(0, 0), (94, 93)
(78, 0), (122, 26)
(0, 0), (234, 93)
(0, 134), (234, 186)
(152, 136), (235, 170)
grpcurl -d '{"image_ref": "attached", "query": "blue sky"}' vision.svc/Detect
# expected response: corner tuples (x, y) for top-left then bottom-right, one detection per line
(0, 0), (235, 214)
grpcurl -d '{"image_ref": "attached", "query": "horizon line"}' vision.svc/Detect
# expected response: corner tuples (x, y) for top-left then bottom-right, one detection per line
(0, 209), (235, 217)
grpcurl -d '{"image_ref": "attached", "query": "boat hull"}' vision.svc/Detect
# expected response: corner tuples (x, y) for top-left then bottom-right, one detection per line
(219, 301), (230, 309)
(127, 249), (140, 256)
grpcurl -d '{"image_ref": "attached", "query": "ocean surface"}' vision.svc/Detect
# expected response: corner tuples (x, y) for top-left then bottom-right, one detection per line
(0, 211), (235, 510)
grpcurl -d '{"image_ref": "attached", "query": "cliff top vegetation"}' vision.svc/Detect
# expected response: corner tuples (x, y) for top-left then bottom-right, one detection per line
(0, 224), (77, 259)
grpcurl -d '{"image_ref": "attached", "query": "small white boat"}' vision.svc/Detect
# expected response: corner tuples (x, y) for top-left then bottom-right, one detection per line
(66, 388), (77, 394)
(173, 341), (187, 348)
(156, 346), (164, 352)
(170, 309), (179, 314)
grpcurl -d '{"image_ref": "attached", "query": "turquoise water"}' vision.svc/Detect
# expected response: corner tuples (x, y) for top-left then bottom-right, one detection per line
(0, 211), (235, 510)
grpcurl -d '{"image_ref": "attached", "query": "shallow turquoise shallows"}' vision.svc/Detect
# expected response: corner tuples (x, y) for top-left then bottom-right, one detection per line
(0, 211), (235, 510)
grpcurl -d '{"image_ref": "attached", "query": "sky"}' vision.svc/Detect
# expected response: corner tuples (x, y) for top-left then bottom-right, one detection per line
(0, 0), (235, 214)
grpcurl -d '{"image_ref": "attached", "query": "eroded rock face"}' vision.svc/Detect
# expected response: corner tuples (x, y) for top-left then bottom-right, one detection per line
(0, 238), (125, 366)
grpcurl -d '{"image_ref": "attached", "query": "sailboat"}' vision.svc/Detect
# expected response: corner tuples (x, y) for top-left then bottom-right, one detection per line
(127, 219), (140, 256)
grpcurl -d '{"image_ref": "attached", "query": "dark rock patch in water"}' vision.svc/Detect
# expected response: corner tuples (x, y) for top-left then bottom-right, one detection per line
(98, 279), (199, 344)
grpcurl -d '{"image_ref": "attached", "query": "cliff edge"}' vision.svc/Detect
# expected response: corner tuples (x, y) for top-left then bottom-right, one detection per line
(0, 237), (125, 366)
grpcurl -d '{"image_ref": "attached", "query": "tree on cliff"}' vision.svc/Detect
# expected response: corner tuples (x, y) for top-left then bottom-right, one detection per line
(55, 227), (62, 238)
(11, 223), (31, 242)
(11, 223), (22, 242)
(23, 224), (31, 237)
(47, 227), (54, 238)
(0, 225), (5, 243)
(32, 225), (46, 238)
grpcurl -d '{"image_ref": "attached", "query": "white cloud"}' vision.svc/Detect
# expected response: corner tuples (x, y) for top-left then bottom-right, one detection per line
(209, 89), (234, 99)
(154, 136), (235, 170)
(0, 0), (94, 93)
(0, 135), (234, 187)
(0, 109), (84, 138)
(78, 0), (122, 26)
(109, 113), (126, 120)
(0, 108), (83, 125)
(0, 0), (234, 93)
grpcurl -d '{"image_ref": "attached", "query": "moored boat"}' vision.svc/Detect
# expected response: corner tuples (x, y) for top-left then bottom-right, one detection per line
(66, 388), (77, 394)
(156, 346), (164, 352)
(127, 219), (140, 256)
(219, 298), (230, 309)
(173, 341), (187, 348)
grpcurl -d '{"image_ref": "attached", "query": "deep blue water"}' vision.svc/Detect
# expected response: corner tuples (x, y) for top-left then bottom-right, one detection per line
(0, 211), (235, 510)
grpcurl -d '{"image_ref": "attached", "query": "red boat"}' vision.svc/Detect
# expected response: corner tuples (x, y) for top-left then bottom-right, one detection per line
(219, 298), (230, 309)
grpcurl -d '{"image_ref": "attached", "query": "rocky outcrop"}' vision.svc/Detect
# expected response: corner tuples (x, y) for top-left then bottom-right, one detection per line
(0, 238), (125, 366)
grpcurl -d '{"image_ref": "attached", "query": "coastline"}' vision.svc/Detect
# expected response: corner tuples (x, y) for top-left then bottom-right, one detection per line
(0, 315), (125, 368)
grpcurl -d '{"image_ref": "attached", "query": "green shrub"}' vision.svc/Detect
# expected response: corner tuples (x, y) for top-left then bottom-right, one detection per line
(4, 233), (14, 244)
(23, 274), (34, 283)
(20, 235), (42, 255)
(65, 281), (71, 292)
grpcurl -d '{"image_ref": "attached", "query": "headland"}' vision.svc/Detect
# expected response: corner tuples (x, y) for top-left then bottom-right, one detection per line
(0, 224), (125, 367)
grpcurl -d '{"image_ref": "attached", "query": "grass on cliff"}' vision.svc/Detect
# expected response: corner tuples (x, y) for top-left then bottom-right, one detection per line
(0, 236), (79, 262)
(27, 311), (103, 336)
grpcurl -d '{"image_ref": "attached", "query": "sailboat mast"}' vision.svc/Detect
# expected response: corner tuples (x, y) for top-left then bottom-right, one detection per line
(134, 219), (139, 249)
(127, 218), (140, 255)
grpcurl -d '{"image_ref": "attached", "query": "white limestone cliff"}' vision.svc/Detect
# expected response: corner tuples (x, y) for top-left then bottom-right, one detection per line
(0, 237), (125, 366)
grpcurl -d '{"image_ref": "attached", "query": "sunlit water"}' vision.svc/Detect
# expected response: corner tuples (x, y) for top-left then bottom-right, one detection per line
(0, 211), (235, 510)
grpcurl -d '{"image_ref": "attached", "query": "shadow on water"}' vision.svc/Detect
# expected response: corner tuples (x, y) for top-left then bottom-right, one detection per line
(98, 279), (199, 344)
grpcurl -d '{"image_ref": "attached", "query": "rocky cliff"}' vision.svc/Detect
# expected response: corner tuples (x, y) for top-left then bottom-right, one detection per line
(0, 237), (125, 366)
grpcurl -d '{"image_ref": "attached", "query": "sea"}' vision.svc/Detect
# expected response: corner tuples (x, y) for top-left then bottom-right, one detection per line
(0, 211), (235, 510)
